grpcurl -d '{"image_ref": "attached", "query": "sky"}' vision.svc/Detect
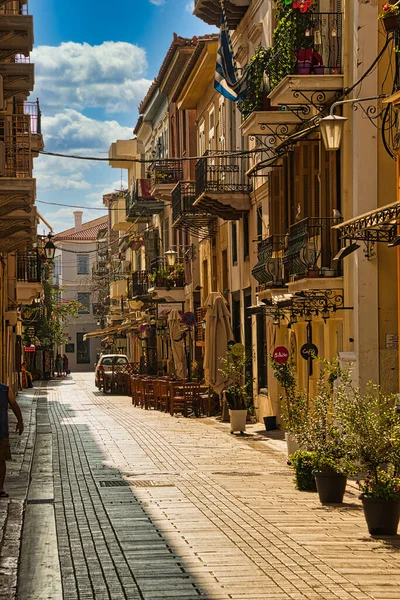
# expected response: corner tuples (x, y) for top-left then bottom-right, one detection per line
(30, 0), (216, 234)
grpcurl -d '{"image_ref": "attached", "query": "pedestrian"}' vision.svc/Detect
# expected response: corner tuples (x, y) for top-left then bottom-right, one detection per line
(63, 354), (69, 377)
(56, 354), (63, 377)
(21, 362), (33, 388)
(0, 384), (23, 498)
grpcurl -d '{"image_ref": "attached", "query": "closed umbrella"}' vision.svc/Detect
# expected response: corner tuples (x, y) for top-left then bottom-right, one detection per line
(168, 309), (185, 379)
(204, 293), (234, 395)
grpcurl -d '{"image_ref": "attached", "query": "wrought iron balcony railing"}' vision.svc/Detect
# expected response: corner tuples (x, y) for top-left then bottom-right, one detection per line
(0, 3), (29, 16)
(128, 270), (150, 298)
(149, 258), (185, 289)
(21, 100), (41, 135)
(283, 217), (342, 280)
(252, 235), (286, 289)
(195, 150), (252, 198)
(0, 115), (32, 177)
(17, 249), (40, 283)
(126, 179), (164, 220)
(266, 12), (343, 91)
(149, 159), (183, 186)
(172, 181), (196, 224)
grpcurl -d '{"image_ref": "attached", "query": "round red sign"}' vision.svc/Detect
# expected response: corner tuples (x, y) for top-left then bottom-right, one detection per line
(273, 346), (289, 364)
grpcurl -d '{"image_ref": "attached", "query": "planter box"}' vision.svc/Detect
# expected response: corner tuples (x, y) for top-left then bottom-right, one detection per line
(382, 15), (399, 33)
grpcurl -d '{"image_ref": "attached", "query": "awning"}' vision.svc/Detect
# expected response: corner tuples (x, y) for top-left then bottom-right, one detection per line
(83, 325), (121, 341)
(333, 201), (400, 242)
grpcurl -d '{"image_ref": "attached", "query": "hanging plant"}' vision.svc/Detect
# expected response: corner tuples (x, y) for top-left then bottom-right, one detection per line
(238, 45), (272, 120)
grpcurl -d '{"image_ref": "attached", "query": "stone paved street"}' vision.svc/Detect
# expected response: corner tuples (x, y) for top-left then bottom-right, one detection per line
(4, 374), (400, 599)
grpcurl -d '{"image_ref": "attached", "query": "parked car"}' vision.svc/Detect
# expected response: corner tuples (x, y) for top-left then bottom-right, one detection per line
(94, 354), (130, 390)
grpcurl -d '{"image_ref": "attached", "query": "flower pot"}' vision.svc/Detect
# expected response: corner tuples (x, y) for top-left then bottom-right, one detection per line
(295, 62), (312, 75)
(285, 432), (301, 457)
(313, 471), (347, 504)
(264, 416), (277, 431)
(382, 15), (399, 34)
(313, 66), (325, 75)
(361, 495), (400, 536)
(229, 409), (247, 434)
(307, 268), (320, 278)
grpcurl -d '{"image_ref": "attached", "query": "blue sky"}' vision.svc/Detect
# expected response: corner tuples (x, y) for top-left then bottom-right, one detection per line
(30, 0), (215, 233)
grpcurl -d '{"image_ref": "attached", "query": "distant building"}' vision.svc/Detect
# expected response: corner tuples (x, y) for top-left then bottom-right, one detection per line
(54, 212), (108, 372)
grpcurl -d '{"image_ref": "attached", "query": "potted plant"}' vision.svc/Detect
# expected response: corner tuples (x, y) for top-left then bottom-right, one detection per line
(270, 358), (308, 456)
(337, 378), (400, 534)
(295, 359), (355, 504)
(238, 45), (273, 120)
(290, 450), (317, 492)
(379, 3), (400, 33)
(219, 346), (252, 434)
(295, 48), (313, 74)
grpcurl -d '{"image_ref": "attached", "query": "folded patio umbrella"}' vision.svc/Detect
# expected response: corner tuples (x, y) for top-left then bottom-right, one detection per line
(204, 293), (234, 395)
(168, 309), (185, 379)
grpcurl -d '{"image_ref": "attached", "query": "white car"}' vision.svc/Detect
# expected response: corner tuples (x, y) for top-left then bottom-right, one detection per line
(94, 354), (130, 390)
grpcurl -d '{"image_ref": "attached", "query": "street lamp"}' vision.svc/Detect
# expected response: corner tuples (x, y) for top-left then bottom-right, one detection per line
(320, 95), (389, 151)
(44, 234), (56, 261)
(165, 249), (177, 267)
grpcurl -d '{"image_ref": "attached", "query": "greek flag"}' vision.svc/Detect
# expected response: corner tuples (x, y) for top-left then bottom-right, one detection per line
(214, 4), (248, 102)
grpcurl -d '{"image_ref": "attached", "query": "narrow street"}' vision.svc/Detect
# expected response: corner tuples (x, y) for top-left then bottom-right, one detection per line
(2, 375), (400, 600)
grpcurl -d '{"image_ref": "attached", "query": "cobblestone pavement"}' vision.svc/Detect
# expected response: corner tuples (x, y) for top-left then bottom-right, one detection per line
(0, 387), (37, 600)
(19, 375), (400, 599)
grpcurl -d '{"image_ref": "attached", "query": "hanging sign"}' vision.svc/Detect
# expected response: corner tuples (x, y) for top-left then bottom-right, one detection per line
(273, 346), (289, 364)
(182, 311), (196, 327)
(23, 345), (35, 353)
(300, 343), (318, 360)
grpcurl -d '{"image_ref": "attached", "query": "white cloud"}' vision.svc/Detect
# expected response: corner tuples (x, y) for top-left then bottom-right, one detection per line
(149, 0), (165, 5)
(185, 1), (194, 13)
(31, 41), (152, 113)
(42, 109), (133, 153)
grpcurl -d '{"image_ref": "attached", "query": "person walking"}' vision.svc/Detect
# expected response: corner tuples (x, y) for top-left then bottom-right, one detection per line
(0, 384), (23, 498)
(56, 354), (63, 377)
(63, 354), (69, 377)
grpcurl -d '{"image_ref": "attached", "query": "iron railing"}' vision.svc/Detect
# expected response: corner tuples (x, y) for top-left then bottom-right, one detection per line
(128, 270), (150, 298)
(0, 115), (32, 177)
(13, 54), (30, 63)
(149, 159), (183, 185)
(0, 3), (29, 15)
(283, 217), (342, 280)
(21, 100), (41, 135)
(266, 12), (343, 90)
(149, 257), (185, 288)
(195, 150), (252, 198)
(17, 249), (40, 282)
(252, 235), (286, 288)
(172, 181), (197, 224)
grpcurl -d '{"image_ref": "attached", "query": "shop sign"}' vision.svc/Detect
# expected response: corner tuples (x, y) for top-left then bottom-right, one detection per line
(300, 343), (318, 360)
(273, 346), (289, 364)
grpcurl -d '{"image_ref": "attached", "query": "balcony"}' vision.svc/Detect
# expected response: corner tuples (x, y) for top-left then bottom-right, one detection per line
(110, 278), (127, 300)
(128, 270), (150, 299)
(126, 179), (164, 223)
(149, 159), (183, 201)
(283, 217), (342, 288)
(0, 202), (37, 251)
(108, 139), (137, 169)
(148, 258), (185, 303)
(0, 9), (33, 58)
(252, 235), (286, 291)
(1, 62), (33, 100)
(193, 0), (251, 29)
(111, 193), (130, 232)
(194, 150), (252, 220)
(22, 100), (43, 153)
(172, 181), (214, 233)
(16, 248), (41, 303)
(267, 12), (343, 108)
(0, 114), (33, 178)
(241, 109), (301, 141)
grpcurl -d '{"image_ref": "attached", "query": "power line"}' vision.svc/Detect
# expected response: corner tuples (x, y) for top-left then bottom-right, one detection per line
(38, 148), (258, 163)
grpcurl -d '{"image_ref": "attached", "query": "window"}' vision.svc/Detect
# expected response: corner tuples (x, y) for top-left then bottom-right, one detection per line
(77, 333), (90, 364)
(231, 222), (238, 265)
(77, 254), (89, 275)
(77, 292), (91, 314)
(243, 213), (249, 260)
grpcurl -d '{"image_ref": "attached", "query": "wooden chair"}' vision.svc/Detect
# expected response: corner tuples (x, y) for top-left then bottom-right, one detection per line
(143, 378), (156, 410)
(131, 376), (141, 406)
(170, 382), (200, 417)
(159, 380), (172, 413)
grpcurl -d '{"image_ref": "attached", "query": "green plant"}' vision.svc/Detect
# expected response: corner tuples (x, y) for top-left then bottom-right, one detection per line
(295, 359), (355, 476)
(290, 450), (317, 491)
(336, 376), (400, 495)
(270, 358), (308, 434)
(238, 46), (272, 120)
(219, 350), (253, 411)
(358, 466), (400, 501)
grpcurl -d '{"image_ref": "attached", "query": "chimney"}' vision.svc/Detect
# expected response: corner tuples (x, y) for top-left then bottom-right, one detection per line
(73, 211), (83, 232)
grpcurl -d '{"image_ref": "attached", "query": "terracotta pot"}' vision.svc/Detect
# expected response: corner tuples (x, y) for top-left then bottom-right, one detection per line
(361, 495), (400, 535)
